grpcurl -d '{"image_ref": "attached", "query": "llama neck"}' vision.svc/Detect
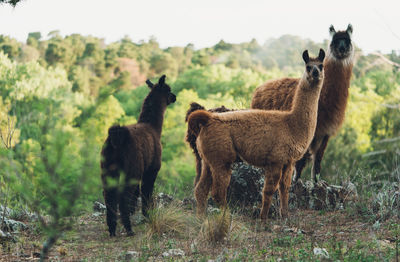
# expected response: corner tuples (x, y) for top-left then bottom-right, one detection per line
(138, 95), (166, 134)
(289, 75), (322, 127)
(319, 56), (353, 113)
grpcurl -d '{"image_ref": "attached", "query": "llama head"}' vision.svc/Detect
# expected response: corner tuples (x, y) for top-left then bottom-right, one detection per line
(328, 24), (354, 60)
(146, 75), (176, 105)
(302, 49), (325, 84)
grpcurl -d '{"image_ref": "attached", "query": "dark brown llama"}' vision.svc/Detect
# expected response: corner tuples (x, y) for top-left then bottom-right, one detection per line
(252, 24), (354, 182)
(188, 49), (325, 219)
(101, 75), (176, 236)
(185, 103), (233, 186)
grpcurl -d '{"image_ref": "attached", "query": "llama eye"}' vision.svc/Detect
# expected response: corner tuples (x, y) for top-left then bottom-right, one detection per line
(306, 66), (311, 72)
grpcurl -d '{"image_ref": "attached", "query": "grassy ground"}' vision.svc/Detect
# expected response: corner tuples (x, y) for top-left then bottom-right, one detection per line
(1, 202), (399, 262)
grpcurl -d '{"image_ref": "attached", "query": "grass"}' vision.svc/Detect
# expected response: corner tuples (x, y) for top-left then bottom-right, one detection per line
(1, 202), (399, 261)
(199, 208), (231, 243)
(1, 177), (400, 262)
(146, 202), (199, 239)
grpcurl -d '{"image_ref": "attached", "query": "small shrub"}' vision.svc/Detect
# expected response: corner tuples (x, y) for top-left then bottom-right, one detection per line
(199, 208), (231, 243)
(146, 203), (198, 238)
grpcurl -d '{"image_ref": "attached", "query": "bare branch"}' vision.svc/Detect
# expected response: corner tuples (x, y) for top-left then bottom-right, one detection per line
(370, 52), (400, 68)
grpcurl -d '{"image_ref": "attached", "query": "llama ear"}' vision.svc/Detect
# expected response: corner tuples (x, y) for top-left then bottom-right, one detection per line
(346, 24), (353, 37)
(329, 25), (336, 37)
(158, 75), (166, 86)
(302, 50), (309, 64)
(318, 48), (325, 62)
(146, 79), (154, 89)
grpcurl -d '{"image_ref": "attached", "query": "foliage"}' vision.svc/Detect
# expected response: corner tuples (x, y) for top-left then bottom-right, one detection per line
(0, 32), (399, 256)
(0, 0), (23, 6)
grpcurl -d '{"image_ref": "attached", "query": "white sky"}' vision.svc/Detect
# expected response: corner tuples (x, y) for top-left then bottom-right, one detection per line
(1, 0), (400, 53)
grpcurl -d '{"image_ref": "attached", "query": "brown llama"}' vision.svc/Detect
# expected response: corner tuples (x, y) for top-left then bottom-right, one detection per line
(185, 102), (233, 186)
(101, 75), (176, 236)
(252, 24), (354, 183)
(188, 49), (325, 219)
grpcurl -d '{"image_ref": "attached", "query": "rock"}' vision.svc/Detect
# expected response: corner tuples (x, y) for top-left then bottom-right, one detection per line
(162, 248), (185, 258)
(92, 212), (103, 218)
(124, 251), (139, 261)
(283, 227), (304, 234)
(93, 201), (106, 213)
(310, 181), (330, 210)
(181, 197), (196, 210)
(290, 179), (310, 208)
(0, 205), (38, 223)
(156, 193), (173, 207)
(208, 161), (358, 213)
(132, 213), (145, 225)
(313, 247), (329, 259)
(0, 205), (12, 216)
(0, 216), (28, 232)
(0, 229), (15, 243)
(227, 162), (264, 209)
(207, 207), (222, 215)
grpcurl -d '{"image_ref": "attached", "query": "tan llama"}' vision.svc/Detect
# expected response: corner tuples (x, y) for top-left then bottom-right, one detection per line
(252, 24), (354, 182)
(188, 49), (325, 219)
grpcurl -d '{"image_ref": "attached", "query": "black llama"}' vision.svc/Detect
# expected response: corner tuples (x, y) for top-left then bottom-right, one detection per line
(101, 75), (176, 236)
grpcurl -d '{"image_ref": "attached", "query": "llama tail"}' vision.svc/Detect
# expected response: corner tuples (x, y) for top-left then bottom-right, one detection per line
(185, 102), (206, 123)
(188, 110), (212, 136)
(108, 125), (130, 148)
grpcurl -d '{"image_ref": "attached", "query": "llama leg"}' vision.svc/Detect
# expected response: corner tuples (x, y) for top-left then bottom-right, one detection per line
(129, 186), (140, 215)
(101, 152), (120, 237)
(119, 161), (142, 236)
(260, 164), (282, 221)
(194, 153), (203, 187)
(194, 161), (212, 217)
(279, 163), (294, 218)
(141, 167), (160, 218)
(103, 186), (119, 237)
(311, 135), (330, 183)
(294, 151), (311, 182)
(119, 182), (136, 236)
(210, 165), (231, 209)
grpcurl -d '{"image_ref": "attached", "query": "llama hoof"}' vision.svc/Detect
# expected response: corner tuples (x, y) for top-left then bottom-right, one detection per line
(109, 232), (116, 237)
(126, 231), (135, 237)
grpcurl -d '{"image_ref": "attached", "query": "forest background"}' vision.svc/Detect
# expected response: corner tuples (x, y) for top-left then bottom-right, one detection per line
(0, 29), (399, 231)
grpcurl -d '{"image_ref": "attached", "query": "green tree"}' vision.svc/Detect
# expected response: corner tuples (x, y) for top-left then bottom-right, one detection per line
(0, 0), (23, 6)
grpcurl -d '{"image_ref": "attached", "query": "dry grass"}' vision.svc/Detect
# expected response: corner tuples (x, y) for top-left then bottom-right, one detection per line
(145, 202), (199, 239)
(199, 208), (231, 243)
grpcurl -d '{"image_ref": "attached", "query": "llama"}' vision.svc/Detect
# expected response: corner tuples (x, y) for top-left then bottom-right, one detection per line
(188, 49), (325, 219)
(101, 75), (176, 236)
(185, 102), (233, 186)
(251, 24), (354, 182)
